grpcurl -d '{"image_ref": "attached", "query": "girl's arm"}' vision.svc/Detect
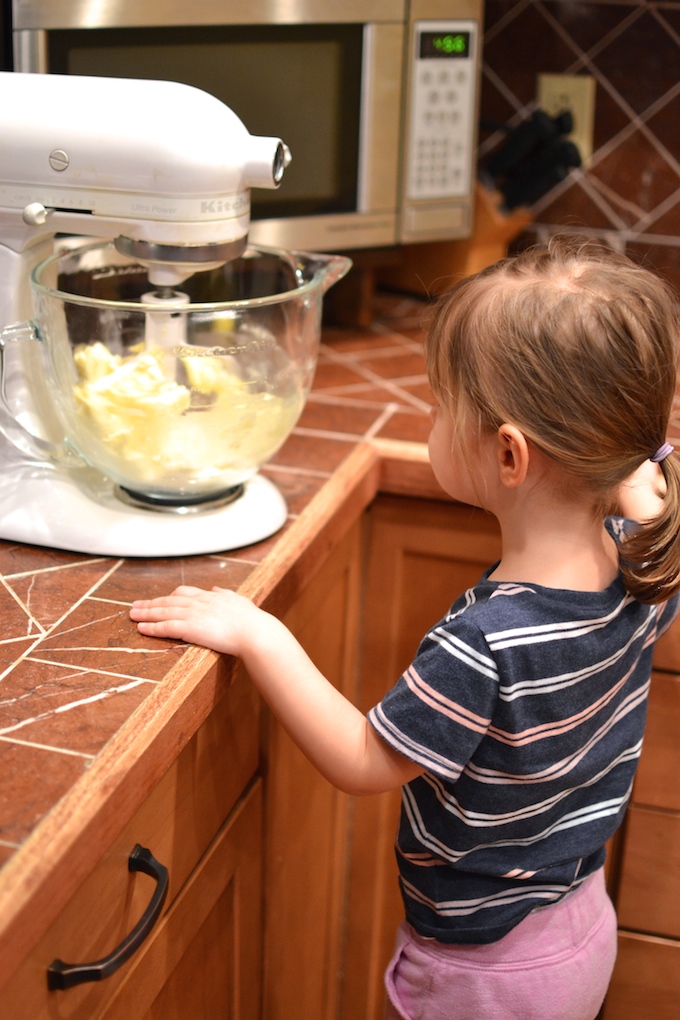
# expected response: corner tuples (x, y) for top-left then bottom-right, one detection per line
(616, 458), (667, 523)
(130, 586), (423, 796)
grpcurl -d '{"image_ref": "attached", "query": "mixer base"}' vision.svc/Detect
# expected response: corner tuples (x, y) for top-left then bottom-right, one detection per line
(114, 483), (245, 514)
(0, 450), (288, 556)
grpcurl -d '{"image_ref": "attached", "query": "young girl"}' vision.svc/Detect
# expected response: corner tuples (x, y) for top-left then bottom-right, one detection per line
(131, 236), (680, 1020)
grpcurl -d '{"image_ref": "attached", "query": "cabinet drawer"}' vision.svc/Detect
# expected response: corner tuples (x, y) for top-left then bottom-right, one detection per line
(102, 779), (262, 1020)
(602, 930), (680, 1020)
(633, 670), (680, 811)
(3, 664), (259, 1019)
(617, 804), (680, 938)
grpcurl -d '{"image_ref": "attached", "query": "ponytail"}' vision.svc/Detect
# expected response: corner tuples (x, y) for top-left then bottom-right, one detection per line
(620, 450), (680, 604)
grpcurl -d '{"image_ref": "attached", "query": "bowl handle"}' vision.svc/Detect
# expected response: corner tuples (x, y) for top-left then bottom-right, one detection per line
(0, 322), (86, 467)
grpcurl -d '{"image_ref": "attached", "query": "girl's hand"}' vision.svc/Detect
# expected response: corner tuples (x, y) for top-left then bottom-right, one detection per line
(130, 584), (424, 796)
(130, 585), (270, 658)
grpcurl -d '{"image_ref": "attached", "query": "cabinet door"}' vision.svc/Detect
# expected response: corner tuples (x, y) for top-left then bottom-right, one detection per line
(616, 804), (680, 939)
(341, 496), (502, 1020)
(262, 523), (362, 1020)
(2, 668), (260, 1019)
(602, 930), (680, 1020)
(632, 670), (680, 812)
(103, 779), (262, 1020)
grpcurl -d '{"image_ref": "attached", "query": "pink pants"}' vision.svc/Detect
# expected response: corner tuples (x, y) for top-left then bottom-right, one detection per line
(384, 869), (617, 1020)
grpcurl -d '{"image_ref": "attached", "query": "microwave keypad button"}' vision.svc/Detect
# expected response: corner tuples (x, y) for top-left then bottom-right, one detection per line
(406, 19), (478, 202)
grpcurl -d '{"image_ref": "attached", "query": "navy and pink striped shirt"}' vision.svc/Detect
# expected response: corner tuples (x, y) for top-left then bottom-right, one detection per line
(368, 518), (680, 944)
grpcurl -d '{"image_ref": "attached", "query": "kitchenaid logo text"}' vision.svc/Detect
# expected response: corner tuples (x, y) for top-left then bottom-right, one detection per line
(200, 196), (249, 214)
(174, 340), (275, 357)
(128, 196), (248, 216)
(132, 203), (178, 214)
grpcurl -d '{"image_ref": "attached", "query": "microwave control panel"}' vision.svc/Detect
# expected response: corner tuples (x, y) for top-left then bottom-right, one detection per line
(403, 19), (479, 234)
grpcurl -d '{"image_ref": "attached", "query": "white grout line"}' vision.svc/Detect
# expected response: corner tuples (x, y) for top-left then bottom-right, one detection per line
(0, 734), (94, 759)
(2, 556), (110, 581)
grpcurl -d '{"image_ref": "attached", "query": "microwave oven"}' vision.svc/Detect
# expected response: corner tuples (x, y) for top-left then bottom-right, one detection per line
(9, 0), (483, 253)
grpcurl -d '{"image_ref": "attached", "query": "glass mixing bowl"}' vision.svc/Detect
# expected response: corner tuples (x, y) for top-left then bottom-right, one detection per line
(0, 241), (350, 508)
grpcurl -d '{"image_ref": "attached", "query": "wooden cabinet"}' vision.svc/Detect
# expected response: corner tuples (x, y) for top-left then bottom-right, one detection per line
(1, 664), (261, 1018)
(340, 495), (501, 1020)
(345, 495), (680, 1020)
(102, 780), (263, 1020)
(261, 522), (362, 1020)
(600, 931), (680, 1020)
(18, 484), (680, 1019)
(256, 493), (501, 1020)
(602, 620), (680, 1019)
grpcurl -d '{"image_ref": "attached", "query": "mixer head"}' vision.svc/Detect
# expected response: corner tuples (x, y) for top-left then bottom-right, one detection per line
(0, 72), (291, 310)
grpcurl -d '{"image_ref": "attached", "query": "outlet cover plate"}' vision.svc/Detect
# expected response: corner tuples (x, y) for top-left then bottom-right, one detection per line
(537, 73), (595, 164)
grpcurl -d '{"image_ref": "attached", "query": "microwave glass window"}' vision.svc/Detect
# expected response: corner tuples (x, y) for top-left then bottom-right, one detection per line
(48, 25), (364, 220)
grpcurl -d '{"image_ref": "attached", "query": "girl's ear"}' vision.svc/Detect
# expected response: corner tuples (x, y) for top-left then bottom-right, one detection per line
(496, 424), (530, 488)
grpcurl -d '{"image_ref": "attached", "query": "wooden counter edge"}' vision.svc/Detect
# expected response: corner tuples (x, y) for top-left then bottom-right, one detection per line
(0, 439), (445, 989)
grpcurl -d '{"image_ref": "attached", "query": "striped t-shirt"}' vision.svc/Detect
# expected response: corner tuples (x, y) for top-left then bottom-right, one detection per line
(368, 519), (679, 944)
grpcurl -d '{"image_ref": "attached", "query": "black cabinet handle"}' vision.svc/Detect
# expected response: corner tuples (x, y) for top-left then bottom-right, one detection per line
(47, 844), (169, 991)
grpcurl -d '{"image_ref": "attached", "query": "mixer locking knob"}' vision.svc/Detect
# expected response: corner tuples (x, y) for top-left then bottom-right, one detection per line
(22, 202), (51, 226)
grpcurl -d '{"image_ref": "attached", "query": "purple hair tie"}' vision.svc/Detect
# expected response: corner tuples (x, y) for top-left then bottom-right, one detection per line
(651, 442), (674, 463)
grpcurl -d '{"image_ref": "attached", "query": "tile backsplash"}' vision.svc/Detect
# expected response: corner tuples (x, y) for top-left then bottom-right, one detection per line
(480, 1), (680, 289)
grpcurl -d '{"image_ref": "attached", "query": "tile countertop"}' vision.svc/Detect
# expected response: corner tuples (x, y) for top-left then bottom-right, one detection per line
(0, 292), (435, 873)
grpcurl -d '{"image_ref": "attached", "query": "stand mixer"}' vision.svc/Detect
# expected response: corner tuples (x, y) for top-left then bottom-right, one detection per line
(0, 72), (349, 556)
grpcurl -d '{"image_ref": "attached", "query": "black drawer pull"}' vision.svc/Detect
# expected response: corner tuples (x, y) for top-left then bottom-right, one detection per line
(47, 844), (169, 991)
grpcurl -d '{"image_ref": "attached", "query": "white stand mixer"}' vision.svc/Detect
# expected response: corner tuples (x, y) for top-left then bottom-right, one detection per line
(0, 71), (305, 557)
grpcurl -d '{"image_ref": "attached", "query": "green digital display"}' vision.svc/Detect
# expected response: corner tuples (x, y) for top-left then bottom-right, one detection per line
(420, 30), (471, 59)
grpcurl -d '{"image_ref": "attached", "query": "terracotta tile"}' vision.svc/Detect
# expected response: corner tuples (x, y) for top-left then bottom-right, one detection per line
(537, 179), (622, 231)
(479, 75), (522, 139)
(376, 410), (431, 444)
(626, 241), (680, 296)
(546, 1), (632, 55)
(399, 381), (435, 406)
(645, 93), (680, 170)
(0, 638), (35, 676)
(590, 131), (680, 226)
(322, 333), (412, 353)
(641, 198), (680, 238)
(296, 400), (382, 436)
(0, 583), (40, 641)
(592, 9), (680, 117)
(260, 468), (328, 517)
(660, 8), (680, 43)
(0, 844), (17, 868)
(0, 541), (96, 577)
(482, 0), (518, 35)
(6, 560), (121, 631)
(0, 659), (154, 757)
(269, 433), (357, 473)
(590, 84), (633, 154)
(95, 556), (255, 605)
(482, 4), (576, 109)
(311, 360), (371, 390)
(0, 740), (89, 845)
(310, 383), (398, 402)
(358, 352), (427, 380)
(369, 323), (427, 345)
(31, 600), (185, 680)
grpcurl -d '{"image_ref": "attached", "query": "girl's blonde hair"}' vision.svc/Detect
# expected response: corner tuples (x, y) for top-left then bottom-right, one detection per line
(426, 235), (680, 604)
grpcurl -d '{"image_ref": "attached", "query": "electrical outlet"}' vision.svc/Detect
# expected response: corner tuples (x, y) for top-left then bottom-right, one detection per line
(537, 73), (596, 165)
